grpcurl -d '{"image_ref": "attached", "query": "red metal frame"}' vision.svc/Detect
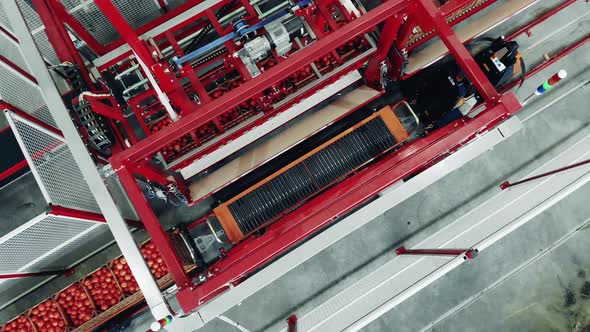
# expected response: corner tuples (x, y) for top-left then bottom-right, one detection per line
(50, 205), (144, 229)
(36, 0), (572, 314)
(109, 0), (411, 166)
(25, 0), (581, 317)
(175, 94), (520, 310)
(86, 0), (527, 313)
(32, 0), (93, 86)
(45, 0), (109, 55)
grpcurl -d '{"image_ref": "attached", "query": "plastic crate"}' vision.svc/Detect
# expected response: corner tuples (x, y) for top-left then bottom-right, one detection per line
(81, 268), (124, 313)
(27, 300), (68, 332)
(1, 315), (36, 332)
(55, 284), (96, 328)
(109, 257), (140, 295)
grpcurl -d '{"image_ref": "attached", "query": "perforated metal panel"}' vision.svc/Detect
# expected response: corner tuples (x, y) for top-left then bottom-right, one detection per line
(0, 0), (61, 65)
(0, 214), (108, 273)
(0, 30), (30, 72)
(166, 0), (191, 10)
(0, 61), (56, 127)
(17, 0), (43, 30)
(64, 0), (163, 45)
(0, 7), (11, 31)
(6, 111), (101, 213)
(32, 29), (60, 65)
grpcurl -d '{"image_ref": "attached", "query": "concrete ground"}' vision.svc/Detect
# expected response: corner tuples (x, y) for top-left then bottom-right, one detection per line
(1, 1), (589, 331)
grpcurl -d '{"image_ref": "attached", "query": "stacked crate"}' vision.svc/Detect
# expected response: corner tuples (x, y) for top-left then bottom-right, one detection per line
(0, 240), (194, 331)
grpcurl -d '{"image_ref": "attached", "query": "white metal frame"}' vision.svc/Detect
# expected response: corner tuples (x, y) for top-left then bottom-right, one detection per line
(3, 0), (173, 321)
(4, 110), (62, 204)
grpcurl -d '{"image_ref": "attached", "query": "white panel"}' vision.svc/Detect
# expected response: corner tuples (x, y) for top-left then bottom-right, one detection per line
(7, 111), (100, 213)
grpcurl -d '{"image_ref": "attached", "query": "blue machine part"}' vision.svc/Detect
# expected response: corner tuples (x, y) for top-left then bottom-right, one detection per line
(173, 0), (312, 67)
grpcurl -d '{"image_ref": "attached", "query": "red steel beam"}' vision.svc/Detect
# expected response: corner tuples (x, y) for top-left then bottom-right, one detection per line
(95, 0), (197, 115)
(45, 0), (109, 55)
(110, 0), (411, 166)
(0, 160), (28, 183)
(50, 205), (145, 229)
(364, 14), (404, 87)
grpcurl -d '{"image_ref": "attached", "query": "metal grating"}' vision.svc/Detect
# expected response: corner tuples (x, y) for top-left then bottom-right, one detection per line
(0, 30), (30, 72)
(1, 1), (65, 66)
(64, 0), (163, 45)
(16, 0), (43, 31)
(0, 214), (107, 273)
(0, 61), (56, 127)
(0, 7), (11, 31)
(227, 116), (397, 236)
(7, 111), (101, 213)
(32, 29), (60, 65)
(166, 0), (191, 10)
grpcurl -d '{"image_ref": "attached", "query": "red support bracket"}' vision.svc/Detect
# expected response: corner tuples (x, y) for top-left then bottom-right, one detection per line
(84, 96), (126, 122)
(287, 315), (298, 332)
(364, 14), (404, 88)
(34, 0), (94, 85)
(501, 159), (590, 190)
(395, 246), (478, 260)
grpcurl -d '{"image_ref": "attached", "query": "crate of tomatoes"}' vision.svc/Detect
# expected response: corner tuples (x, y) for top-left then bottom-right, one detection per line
(55, 284), (95, 327)
(1, 315), (36, 332)
(110, 256), (140, 295)
(140, 241), (168, 279)
(82, 267), (123, 312)
(28, 300), (68, 332)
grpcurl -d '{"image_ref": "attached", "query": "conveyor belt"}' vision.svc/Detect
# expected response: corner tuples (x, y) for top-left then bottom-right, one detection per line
(214, 107), (409, 243)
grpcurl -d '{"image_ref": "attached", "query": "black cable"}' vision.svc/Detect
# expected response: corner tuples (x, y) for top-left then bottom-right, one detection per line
(183, 0), (239, 54)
